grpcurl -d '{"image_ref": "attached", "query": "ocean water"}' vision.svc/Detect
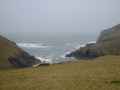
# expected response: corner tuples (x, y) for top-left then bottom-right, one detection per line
(5, 32), (97, 63)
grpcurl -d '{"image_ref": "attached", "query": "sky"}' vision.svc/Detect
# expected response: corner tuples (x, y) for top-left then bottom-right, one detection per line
(0, 0), (120, 34)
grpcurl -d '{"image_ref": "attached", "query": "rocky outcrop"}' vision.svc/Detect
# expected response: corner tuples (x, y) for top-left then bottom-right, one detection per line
(96, 24), (120, 55)
(66, 24), (120, 59)
(66, 42), (102, 59)
(0, 35), (41, 68)
(8, 52), (41, 68)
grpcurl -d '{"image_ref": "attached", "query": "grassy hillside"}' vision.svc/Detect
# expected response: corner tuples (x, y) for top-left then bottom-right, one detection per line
(0, 35), (21, 68)
(0, 35), (41, 68)
(0, 55), (120, 90)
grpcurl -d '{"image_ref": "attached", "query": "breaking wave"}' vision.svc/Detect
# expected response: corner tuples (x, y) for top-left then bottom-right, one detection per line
(17, 43), (50, 49)
(36, 56), (53, 64)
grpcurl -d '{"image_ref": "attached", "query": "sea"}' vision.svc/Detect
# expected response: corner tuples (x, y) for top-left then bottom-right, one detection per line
(3, 32), (98, 64)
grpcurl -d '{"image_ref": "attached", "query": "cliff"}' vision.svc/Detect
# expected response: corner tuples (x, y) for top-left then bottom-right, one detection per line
(0, 35), (41, 68)
(97, 24), (120, 55)
(66, 24), (120, 59)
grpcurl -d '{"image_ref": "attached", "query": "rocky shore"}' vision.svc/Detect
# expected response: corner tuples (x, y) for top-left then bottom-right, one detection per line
(1, 24), (120, 68)
(66, 24), (120, 59)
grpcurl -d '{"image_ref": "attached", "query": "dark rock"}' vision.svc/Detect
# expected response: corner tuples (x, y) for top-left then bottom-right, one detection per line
(7, 51), (41, 68)
(66, 44), (101, 59)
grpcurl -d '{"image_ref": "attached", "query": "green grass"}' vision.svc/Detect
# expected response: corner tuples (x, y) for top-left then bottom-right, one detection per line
(0, 55), (120, 90)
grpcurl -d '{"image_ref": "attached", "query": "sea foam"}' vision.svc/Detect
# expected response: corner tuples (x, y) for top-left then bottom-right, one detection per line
(36, 56), (52, 64)
(17, 43), (50, 49)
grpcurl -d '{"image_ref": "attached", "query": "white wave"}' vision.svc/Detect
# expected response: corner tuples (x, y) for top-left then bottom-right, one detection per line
(36, 56), (52, 64)
(87, 41), (96, 44)
(65, 51), (72, 55)
(75, 41), (96, 49)
(75, 44), (85, 49)
(17, 43), (50, 49)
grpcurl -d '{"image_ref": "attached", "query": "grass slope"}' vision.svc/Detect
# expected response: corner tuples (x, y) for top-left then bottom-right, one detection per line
(0, 55), (120, 90)
(0, 35), (41, 68)
(0, 35), (20, 68)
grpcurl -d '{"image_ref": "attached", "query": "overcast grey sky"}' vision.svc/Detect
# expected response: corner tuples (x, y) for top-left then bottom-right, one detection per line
(0, 0), (120, 34)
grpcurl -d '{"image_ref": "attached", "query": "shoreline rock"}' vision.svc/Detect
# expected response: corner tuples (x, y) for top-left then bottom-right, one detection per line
(66, 24), (120, 59)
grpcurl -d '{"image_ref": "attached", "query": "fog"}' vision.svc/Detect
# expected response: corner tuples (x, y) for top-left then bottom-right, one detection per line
(0, 0), (120, 34)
